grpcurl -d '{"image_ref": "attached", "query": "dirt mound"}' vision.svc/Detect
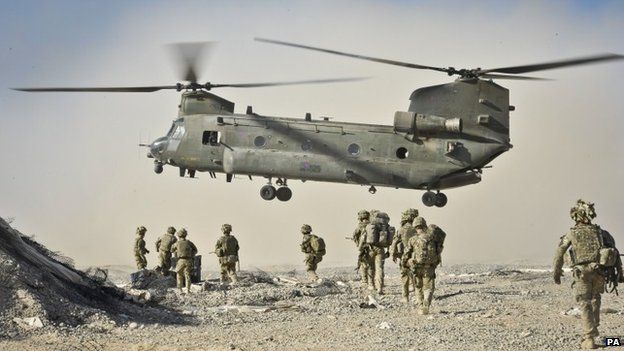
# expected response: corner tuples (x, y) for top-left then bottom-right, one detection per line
(0, 217), (188, 339)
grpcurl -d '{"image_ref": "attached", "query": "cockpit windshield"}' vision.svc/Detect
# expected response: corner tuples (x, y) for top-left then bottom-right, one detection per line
(166, 118), (185, 138)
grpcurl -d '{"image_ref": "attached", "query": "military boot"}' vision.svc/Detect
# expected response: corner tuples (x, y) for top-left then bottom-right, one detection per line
(580, 338), (597, 349)
(307, 270), (319, 282)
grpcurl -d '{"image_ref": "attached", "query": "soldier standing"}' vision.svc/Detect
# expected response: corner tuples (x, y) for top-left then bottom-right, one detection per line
(405, 216), (445, 315)
(215, 223), (240, 284)
(390, 209), (419, 302)
(155, 226), (177, 276)
(134, 226), (150, 270)
(553, 199), (623, 349)
(363, 212), (394, 294)
(171, 228), (198, 293)
(300, 224), (326, 282)
(352, 210), (373, 288)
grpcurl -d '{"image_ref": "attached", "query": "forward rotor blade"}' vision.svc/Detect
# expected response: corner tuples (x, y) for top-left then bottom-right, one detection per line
(167, 41), (216, 83)
(255, 37), (449, 73)
(12, 86), (177, 92)
(210, 77), (369, 88)
(480, 53), (624, 75)
(479, 73), (549, 81)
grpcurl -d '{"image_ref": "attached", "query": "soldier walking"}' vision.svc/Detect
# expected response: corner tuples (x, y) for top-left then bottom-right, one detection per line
(134, 226), (150, 270)
(553, 199), (623, 349)
(171, 228), (198, 293)
(215, 223), (240, 284)
(300, 224), (326, 282)
(352, 210), (373, 288)
(390, 209), (419, 302)
(155, 226), (177, 275)
(363, 212), (395, 294)
(405, 216), (445, 314)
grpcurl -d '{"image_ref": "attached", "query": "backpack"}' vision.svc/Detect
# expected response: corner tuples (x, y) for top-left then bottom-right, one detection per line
(410, 233), (439, 266)
(569, 225), (601, 265)
(365, 224), (379, 244)
(221, 235), (239, 256)
(378, 226), (395, 248)
(310, 235), (326, 256)
(176, 239), (195, 258)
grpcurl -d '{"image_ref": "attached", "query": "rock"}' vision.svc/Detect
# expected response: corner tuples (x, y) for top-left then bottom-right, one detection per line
(520, 331), (533, 338)
(13, 316), (44, 329)
(377, 321), (392, 330)
(564, 307), (581, 316)
(128, 322), (138, 329)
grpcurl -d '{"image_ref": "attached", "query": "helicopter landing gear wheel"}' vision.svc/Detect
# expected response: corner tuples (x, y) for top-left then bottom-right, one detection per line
(276, 187), (292, 201)
(434, 192), (448, 207)
(154, 163), (163, 174)
(422, 191), (436, 207)
(260, 185), (277, 200)
(368, 186), (377, 194)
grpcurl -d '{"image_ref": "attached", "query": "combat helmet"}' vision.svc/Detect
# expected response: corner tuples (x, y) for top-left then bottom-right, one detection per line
(413, 216), (427, 229)
(570, 199), (596, 224)
(177, 228), (188, 238)
(222, 223), (232, 232)
(401, 208), (419, 223)
(136, 226), (147, 234)
(301, 224), (312, 234)
(357, 210), (370, 220)
(167, 226), (176, 234)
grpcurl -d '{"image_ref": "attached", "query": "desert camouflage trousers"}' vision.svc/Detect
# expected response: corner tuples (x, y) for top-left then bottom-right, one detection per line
(412, 265), (436, 307)
(305, 254), (323, 280)
(175, 258), (193, 292)
(158, 250), (173, 275)
(220, 262), (238, 283)
(134, 252), (147, 270)
(572, 264), (605, 340)
(367, 246), (386, 292)
(400, 263), (415, 298)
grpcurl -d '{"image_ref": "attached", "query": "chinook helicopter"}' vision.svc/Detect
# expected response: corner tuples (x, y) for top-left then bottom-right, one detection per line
(14, 41), (623, 207)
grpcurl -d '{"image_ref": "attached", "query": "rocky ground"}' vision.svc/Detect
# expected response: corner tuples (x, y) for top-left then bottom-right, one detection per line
(1, 218), (622, 351)
(2, 264), (623, 351)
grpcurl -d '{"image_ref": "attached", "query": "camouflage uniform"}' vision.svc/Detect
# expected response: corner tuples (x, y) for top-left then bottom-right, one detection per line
(362, 212), (394, 294)
(405, 217), (445, 314)
(171, 228), (198, 293)
(215, 224), (239, 284)
(155, 226), (177, 276)
(352, 210), (373, 287)
(300, 224), (324, 281)
(390, 209), (419, 302)
(553, 199), (623, 349)
(134, 226), (150, 270)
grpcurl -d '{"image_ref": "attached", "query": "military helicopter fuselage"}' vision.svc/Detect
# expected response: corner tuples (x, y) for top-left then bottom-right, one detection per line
(150, 78), (512, 205)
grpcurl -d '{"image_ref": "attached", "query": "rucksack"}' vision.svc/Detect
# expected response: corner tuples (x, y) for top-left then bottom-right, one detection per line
(410, 233), (439, 266)
(569, 225), (601, 265)
(378, 226), (395, 248)
(221, 235), (239, 256)
(176, 239), (195, 258)
(310, 235), (326, 256)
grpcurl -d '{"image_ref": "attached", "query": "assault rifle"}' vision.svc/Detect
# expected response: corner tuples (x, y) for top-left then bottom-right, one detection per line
(605, 254), (624, 295)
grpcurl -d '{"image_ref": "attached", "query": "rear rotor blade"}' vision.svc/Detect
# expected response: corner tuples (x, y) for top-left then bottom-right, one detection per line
(210, 77), (368, 88)
(479, 73), (549, 81)
(480, 53), (624, 75)
(255, 37), (449, 73)
(167, 42), (216, 83)
(12, 86), (177, 92)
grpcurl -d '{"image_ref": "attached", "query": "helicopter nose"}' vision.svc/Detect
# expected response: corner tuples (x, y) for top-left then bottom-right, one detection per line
(149, 137), (169, 159)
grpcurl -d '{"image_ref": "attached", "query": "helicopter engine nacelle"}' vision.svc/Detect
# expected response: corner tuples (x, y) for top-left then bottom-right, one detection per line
(394, 111), (462, 134)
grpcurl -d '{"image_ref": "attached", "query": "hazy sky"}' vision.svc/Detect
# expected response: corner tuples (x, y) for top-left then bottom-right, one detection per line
(1, 0), (623, 269)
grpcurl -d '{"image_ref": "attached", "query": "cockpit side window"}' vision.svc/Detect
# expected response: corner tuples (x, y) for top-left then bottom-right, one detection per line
(202, 131), (221, 146)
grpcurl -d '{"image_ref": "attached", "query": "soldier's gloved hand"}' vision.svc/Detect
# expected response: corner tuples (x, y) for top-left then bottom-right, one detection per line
(554, 272), (562, 285)
(146, 250), (150, 254)
(392, 257), (397, 264)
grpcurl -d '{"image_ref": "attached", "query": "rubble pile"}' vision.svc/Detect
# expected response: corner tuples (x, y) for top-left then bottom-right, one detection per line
(0, 217), (183, 338)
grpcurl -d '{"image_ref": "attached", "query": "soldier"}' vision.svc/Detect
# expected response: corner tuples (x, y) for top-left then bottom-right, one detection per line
(390, 208), (419, 302)
(171, 228), (198, 293)
(405, 216), (444, 315)
(215, 223), (240, 284)
(553, 199), (624, 349)
(363, 212), (394, 294)
(155, 226), (177, 276)
(300, 224), (326, 282)
(352, 210), (373, 288)
(134, 226), (150, 270)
